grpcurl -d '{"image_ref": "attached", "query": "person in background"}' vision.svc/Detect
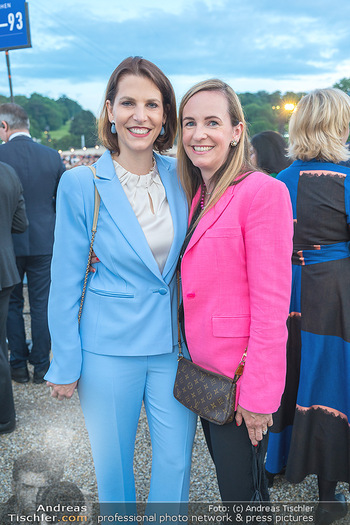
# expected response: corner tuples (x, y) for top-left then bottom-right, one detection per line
(0, 103), (65, 384)
(341, 141), (350, 167)
(0, 161), (27, 434)
(45, 57), (196, 511)
(265, 88), (350, 525)
(177, 79), (293, 504)
(250, 130), (291, 177)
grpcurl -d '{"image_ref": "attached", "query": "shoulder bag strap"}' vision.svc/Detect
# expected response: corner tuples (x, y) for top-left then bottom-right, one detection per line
(78, 165), (101, 324)
(176, 269), (183, 358)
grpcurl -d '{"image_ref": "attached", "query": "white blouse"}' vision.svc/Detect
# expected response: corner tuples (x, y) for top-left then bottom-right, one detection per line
(113, 159), (174, 273)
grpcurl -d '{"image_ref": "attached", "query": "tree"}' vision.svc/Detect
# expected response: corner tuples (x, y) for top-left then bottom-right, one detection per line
(333, 78), (350, 95)
(57, 96), (83, 120)
(243, 102), (278, 136)
(51, 134), (81, 151)
(70, 110), (97, 147)
(0, 92), (85, 142)
(26, 93), (64, 131)
(282, 91), (304, 106)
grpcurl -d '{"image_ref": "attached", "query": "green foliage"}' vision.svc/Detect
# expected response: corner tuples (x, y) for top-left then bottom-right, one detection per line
(270, 91), (283, 106)
(0, 92), (87, 148)
(243, 102), (277, 135)
(69, 110), (97, 148)
(239, 90), (305, 136)
(239, 93), (278, 136)
(48, 120), (71, 140)
(0, 81), (347, 150)
(333, 78), (350, 95)
(57, 95), (83, 120)
(50, 134), (82, 151)
(248, 119), (273, 135)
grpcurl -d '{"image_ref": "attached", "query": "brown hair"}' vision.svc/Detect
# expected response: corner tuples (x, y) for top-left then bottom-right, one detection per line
(178, 79), (254, 217)
(98, 56), (177, 154)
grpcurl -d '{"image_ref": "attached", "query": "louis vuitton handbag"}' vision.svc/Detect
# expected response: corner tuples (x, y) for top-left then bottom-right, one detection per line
(173, 270), (247, 425)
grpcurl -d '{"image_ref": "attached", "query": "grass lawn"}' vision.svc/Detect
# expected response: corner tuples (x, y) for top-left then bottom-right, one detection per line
(48, 120), (71, 139)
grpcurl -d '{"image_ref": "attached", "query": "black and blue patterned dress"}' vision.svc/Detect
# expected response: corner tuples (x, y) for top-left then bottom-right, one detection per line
(266, 159), (350, 484)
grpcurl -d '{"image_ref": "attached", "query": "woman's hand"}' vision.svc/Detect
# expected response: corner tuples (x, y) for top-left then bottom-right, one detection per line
(235, 405), (273, 446)
(47, 381), (78, 401)
(89, 250), (99, 273)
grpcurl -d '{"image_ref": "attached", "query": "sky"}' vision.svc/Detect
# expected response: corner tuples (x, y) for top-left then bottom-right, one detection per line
(0, 0), (349, 115)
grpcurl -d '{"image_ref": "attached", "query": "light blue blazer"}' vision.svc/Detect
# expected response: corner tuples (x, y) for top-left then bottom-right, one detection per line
(46, 151), (188, 384)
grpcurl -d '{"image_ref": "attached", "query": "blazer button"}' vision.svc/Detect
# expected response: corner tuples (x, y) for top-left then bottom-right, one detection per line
(187, 293), (196, 298)
(158, 288), (168, 295)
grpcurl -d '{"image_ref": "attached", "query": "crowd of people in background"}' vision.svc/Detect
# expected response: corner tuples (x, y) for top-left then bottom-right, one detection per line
(0, 57), (350, 525)
(62, 153), (101, 168)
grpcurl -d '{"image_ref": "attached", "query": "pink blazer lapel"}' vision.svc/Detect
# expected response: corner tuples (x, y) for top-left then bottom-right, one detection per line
(185, 186), (235, 255)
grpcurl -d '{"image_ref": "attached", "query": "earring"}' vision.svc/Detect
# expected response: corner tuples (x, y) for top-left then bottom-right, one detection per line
(111, 122), (116, 134)
(230, 140), (237, 147)
(159, 125), (165, 136)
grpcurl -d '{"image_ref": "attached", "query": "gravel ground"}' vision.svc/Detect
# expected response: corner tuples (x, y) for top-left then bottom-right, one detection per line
(0, 289), (349, 523)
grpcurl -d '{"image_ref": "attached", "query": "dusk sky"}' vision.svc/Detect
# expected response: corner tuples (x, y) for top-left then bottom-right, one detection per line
(0, 0), (349, 115)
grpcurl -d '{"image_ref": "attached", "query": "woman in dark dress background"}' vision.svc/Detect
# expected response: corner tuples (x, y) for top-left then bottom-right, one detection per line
(265, 88), (350, 525)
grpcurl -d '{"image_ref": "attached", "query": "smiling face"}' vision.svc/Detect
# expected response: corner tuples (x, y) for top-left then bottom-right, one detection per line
(182, 90), (243, 183)
(106, 74), (165, 159)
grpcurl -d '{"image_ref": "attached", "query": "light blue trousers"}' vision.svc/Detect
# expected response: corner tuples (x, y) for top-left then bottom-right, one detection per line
(78, 350), (197, 504)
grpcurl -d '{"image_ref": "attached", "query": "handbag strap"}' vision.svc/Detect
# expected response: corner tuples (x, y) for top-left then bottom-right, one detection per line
(176, 269), (183, 357)
(78, 165), (101, 324)
(176, 268), (247, 383)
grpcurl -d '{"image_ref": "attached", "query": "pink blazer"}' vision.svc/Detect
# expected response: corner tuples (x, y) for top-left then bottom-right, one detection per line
(181, 171), (293, 414)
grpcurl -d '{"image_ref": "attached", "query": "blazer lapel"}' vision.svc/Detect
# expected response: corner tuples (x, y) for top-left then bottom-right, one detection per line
(185, 186), (235, 255)
(93, 151), (162, 277)
(155, 153), (189, 281)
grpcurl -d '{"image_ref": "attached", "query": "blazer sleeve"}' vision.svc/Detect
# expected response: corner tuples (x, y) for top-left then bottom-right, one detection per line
(238, 178), (293, 414)
(11, 175), (28, 234)
(45, 168), (93, 384)
(52, 155), (66, 212)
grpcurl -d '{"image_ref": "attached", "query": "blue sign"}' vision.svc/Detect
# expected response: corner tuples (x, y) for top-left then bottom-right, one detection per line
(0, 0), (31, 51)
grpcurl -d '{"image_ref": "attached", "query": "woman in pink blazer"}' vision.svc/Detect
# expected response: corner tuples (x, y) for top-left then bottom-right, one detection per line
(177, 79), (293, 503)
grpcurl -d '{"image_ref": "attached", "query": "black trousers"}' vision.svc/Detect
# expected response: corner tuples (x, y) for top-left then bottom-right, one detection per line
(7, 255), (51, 370)
(201, 417), (269, 502)
(0, 285), (15, 424)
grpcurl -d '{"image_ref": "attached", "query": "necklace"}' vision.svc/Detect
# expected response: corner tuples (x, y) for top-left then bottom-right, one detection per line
(200, 185), (205, 209)
(200, 184), (214, 209)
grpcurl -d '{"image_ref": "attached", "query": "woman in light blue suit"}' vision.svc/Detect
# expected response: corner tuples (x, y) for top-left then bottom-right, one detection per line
(45, 57), (197, 508)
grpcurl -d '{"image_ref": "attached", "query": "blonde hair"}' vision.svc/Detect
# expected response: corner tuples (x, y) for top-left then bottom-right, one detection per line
(177, 79), (253, 218)
(288, 88), (350, 163)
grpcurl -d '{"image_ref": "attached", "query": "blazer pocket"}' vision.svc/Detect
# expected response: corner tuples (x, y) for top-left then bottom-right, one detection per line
(88, 287), (134, 299)
(205, 227), (241, 238)
(212, 315), (250, 338)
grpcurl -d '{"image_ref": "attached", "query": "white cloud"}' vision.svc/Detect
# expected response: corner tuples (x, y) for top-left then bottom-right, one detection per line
(0, 0), (348, 116)
(30, 0), (225, 23)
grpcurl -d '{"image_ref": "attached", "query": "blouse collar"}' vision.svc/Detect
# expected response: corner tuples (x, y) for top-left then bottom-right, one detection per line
(113, 158), (162, 189)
